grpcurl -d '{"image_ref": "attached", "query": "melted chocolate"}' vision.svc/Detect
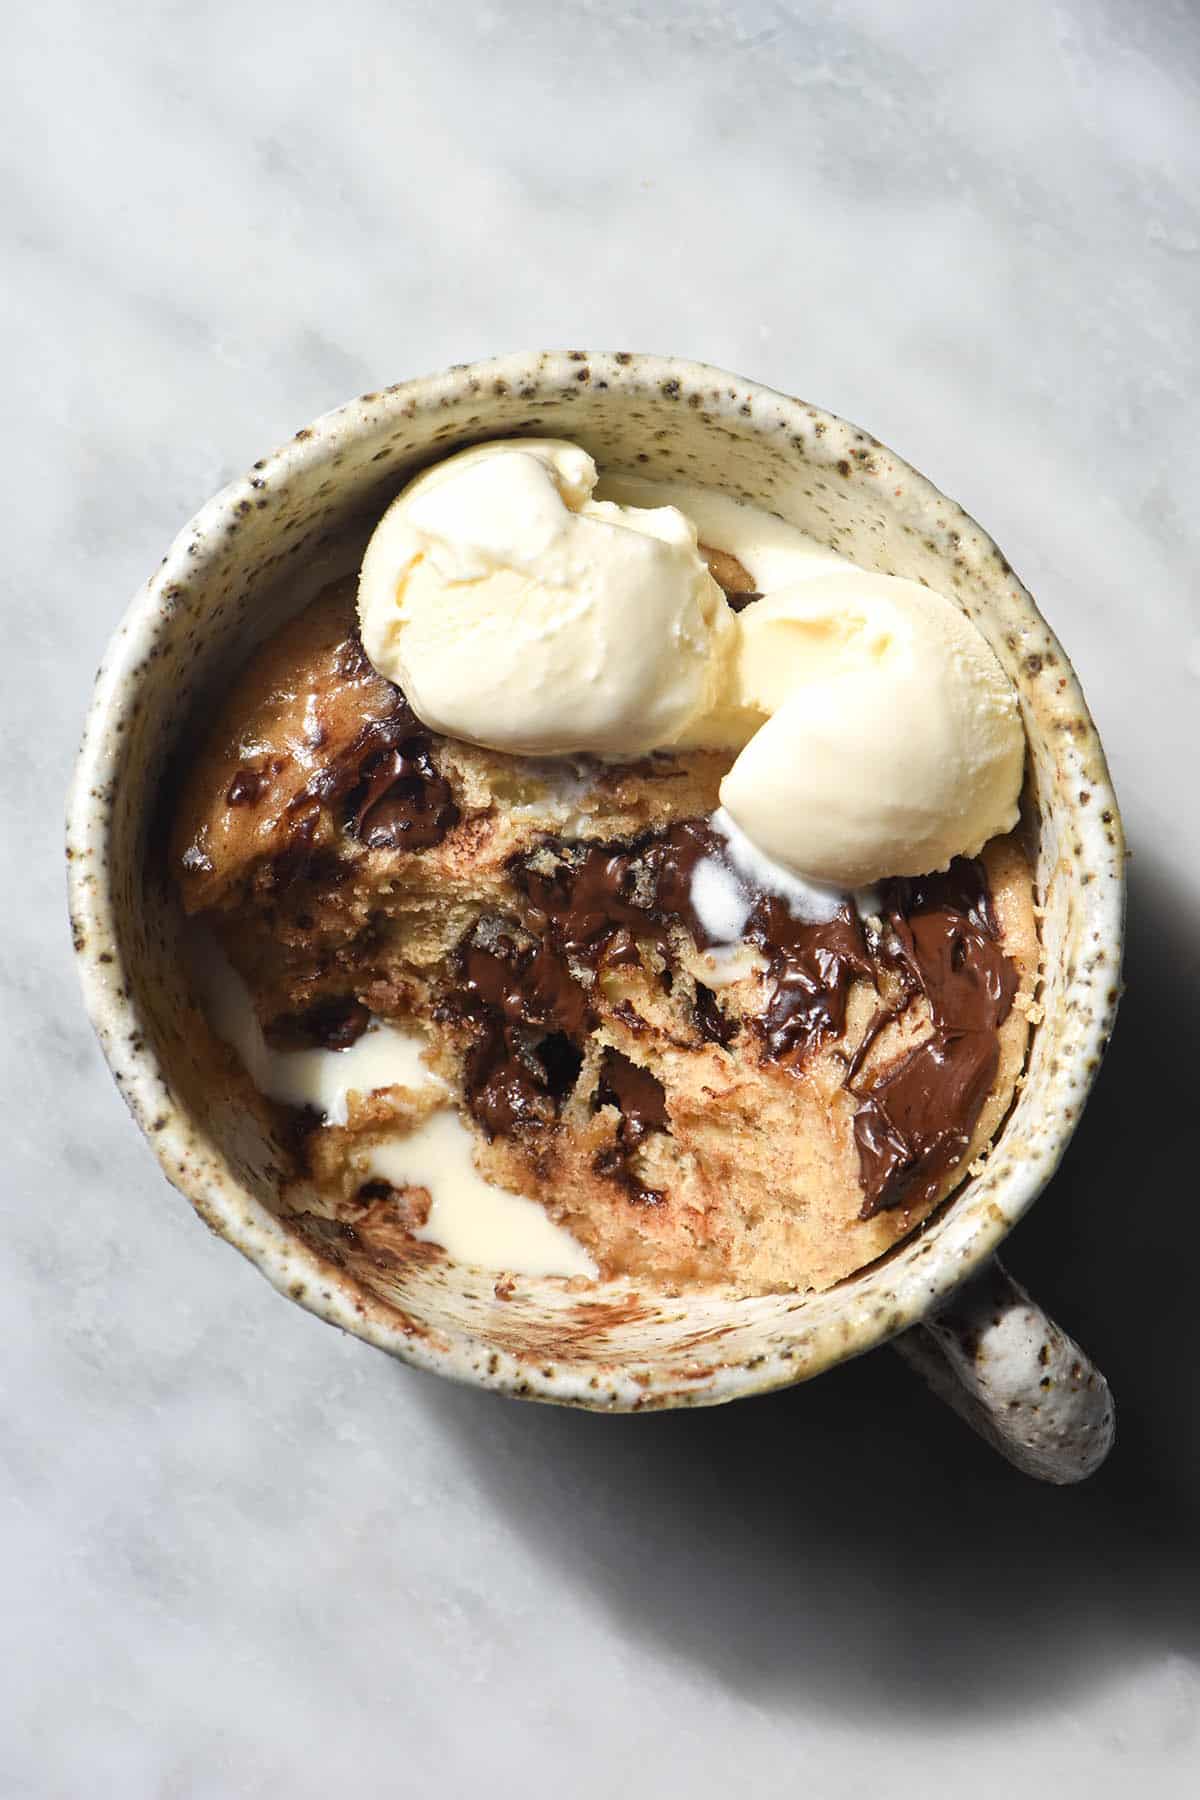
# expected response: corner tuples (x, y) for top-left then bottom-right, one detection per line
(448, 835), (710, 1179)
(348, 736), (459, 850)
(850, 861), (1018, 1218)
(266, 995), (369, 1052)
(613, 998), (648, 1036)
(693, 982), (736, 1047)
(879, 864), (1017, 1034)
(594, 1048), (669, 1205)
(332, 636), (372, 680)
(596, 1047), (669, 1142)
(282, 661), (459, 855)
(515, 819), (868, 1073)
(647, 821), (729, 947)
(463, 1019), (568, 1138)
(513, 819), (726, 968)
(457, 814), (1020, 1224)
(226, 767), (263, 807)
(448, 920), (589, 1136)
(517, 842), (665, 971)
(460, 930), (589, 1037)
(746, 897), (873, 1066)
(261, 844), (349, 897)
(853, 1030), (999, 1218)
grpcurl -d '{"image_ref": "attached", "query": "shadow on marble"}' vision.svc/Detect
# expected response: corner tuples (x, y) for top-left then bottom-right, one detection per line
(410, 852), (1200, 1721)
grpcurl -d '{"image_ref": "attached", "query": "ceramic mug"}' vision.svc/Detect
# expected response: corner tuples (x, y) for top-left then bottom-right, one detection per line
(67, 352), (1124, 1482)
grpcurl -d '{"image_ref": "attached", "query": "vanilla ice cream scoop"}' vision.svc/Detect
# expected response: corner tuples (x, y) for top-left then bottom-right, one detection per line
(357, 440), (736, 757)
(718, 573), (1025, 887)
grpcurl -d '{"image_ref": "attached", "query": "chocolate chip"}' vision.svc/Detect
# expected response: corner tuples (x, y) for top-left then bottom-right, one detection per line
(595, 1048), (668, 1143)
(355, 1179), (394, 1203)
(471, 817), (1020, 1225)
(747, 897), (872, 1065)
(592, 1049), (669, 1205)
(267, 995), (369, 1052)
(694, 982), (736, 1046)
(849, 860), (1018, 1216)
(278, 682), (458, 857)
(262, 845), (348, 896)
(463, 1020), (563, 1138)
(226, 767), (263, 806)
(458, 923), (589, 1037)
(853, 1030), (998, 1218)
(612, 998), (647, 1035)
(347, 737), (460, 851)
(537, 1031), (584, 1100)
(332, 636), (371, 679)
(447, 922), (587, 1135)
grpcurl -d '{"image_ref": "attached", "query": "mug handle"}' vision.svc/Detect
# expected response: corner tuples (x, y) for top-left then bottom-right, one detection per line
(891, 1257), (1115, 1483)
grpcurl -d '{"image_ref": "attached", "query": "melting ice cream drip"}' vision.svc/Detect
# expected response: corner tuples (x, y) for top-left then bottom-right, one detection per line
(192, 934), (595, 1278)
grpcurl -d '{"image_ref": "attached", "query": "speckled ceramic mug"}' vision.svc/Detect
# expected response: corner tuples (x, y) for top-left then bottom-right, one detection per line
(68, 352), (1124, 1482)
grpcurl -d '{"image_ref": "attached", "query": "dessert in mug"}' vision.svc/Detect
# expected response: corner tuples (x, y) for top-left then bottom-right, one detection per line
(173, 440), (1038, 1296)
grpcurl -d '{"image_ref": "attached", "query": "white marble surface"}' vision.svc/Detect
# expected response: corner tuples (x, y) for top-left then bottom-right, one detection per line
(5, 1), (1200, 1792)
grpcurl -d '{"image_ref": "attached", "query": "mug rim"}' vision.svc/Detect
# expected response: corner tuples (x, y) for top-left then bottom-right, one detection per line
(67, 349), (1126, 1409)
